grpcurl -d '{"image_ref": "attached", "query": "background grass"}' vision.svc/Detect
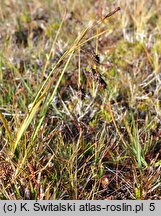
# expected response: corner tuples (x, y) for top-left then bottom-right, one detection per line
(0, 0), (161, 200)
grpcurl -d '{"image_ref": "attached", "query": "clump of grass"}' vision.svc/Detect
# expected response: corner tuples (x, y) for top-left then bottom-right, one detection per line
(0, 0), (161, 200)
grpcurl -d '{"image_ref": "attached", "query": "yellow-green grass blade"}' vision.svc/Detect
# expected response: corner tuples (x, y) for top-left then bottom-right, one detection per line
(0, 110), (14, 144)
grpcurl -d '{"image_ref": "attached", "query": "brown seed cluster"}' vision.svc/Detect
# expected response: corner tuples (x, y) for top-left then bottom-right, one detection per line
(0, 161), (13, 181)
(84, 50), (107, 89)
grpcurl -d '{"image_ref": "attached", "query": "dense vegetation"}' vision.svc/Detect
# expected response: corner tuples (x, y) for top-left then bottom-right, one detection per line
(0, 0), (160, 199)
